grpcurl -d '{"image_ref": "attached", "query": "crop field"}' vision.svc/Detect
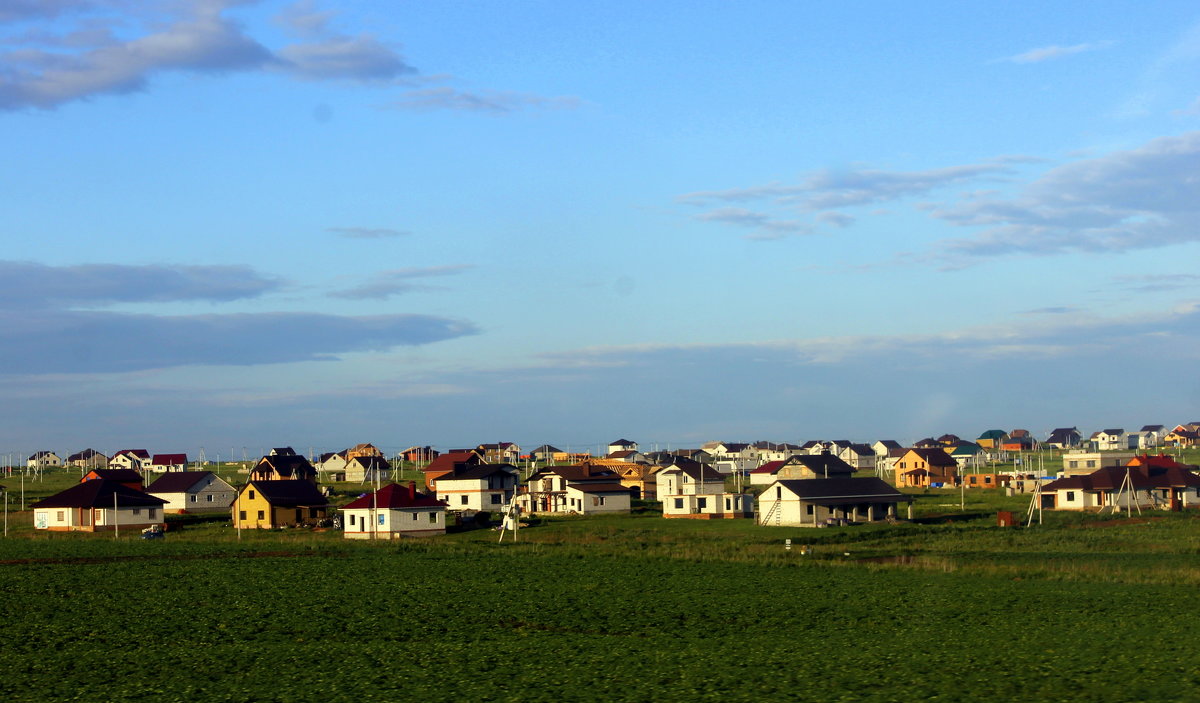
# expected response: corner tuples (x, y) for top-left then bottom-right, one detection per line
(1, 488), (1199, 703)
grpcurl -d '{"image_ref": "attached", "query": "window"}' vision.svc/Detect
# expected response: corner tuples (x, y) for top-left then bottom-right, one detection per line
(1068, 461), (1078, 468)
(149, 509), (157, 519)
(1066, 492), (1075, 501)
(674, 498), (684, 509)
(460, 495), (468, 505)
(806, 505), (814, 515)
(206, 495), (214, 502)
(350, 514), (357, 526)
(132, 509), (140, 516)
(725, 498), (731, 511)
(490, 494), (502, 505)
(599, 496), (605, 506)
(697, 498), (707, 510)
(56, 511), (65, 521)
(239, 511), (246, 520)
(411, 512), (418, 521)
(189, 495), (197, 503)
(429, 512), (438, 523)
(257, 510), (264, 520)
(592, 497), (599, 506)
(249, 490), (256, 500)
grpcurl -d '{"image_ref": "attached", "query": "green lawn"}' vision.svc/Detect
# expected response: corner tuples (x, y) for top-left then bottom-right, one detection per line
(1, 490), (1199, 702)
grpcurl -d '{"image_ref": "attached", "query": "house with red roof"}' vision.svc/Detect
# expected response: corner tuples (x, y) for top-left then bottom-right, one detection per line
(341, 482), (447, 538)
(149, 453), (188, 473)
(1040, 457), (1200, 511)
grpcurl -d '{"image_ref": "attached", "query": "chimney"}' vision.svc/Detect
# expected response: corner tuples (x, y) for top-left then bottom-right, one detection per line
(408, 481), (416, 500)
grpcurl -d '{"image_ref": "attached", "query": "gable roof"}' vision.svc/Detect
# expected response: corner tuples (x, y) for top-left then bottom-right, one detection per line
(342, 483), (445, 510)
(256, 454), (317, 479)
(146, 471), (217, 493)
(748, 460), (786, 475)
(904, 447), (958, 467)
(113, 449), (150, 459)
(152, 453), (187, 465)
(246, 480), (329, 507)
(32, 480), (166, 509)
(786, 453), (856, 476)
(440, 463), (518, 481)
(774, 477), (911, 504)
(84, 469), (143, 484)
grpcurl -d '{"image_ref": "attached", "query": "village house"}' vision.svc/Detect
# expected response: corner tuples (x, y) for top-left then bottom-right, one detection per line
(1090, 429), (1127, 451)
(975, 430), (1007, 450)
(1039, 457), (1200, 512)
(658, 459), (751, 519)
(477, 442), (521, 463)
(894, 448), (959, 488)
(67, 449), (107, 469)
(145, 471), (236, 514)
(344, 443), (385, 460)
(27, 451), (62, 469)
(401, 446), (440, 465)
(1046, 427), (1082, 449)
(962, 473), (1010, 489)
(344, 455), (391, 483)
(31, 480), (166, 532)
(1164, 423), (1200, 447)
(519, 463), (630, 515)
(149, 453), (188, 473)
(434, 463), (520, 512)
(341, 482), (447, 539)
(607, 439), (638, 455)
(232, 480), (330, 529)
(316, 452), (348, 482)
(422, 450), (485, 490)
(251, 454), (317, 483)
(757, 477), (910, 527)
(109, 449), (150, 471)
(1061, 451), (1135, 476)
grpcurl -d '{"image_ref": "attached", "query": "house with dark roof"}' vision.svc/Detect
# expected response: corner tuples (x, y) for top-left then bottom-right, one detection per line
(109, 449), (150, 471)
(251, 454), (317, 483)
(232, 480), (330, 529)
(477, 442), (521, 463)
(529, 445), (562, 463)
(1091, 429), (1127, 451)
(1046, 428), (1081, 449)
(894, 448), (958, 488)
(606, 439), (638, 454)
(341, 482), (447, 538)
(146, 471), (235, 514)
(344, 455), (391, 483)
(67, 449), (107, 469)
(434, 463), (519, 512)
(27, 451), (62, 469)
(422, 450), (485, 490)
(757, 477), (911, 527)
(520, 462), (630, 515)
(149, 453), (188, 472)
(31, 480), (166, 532)
(657, 458), (751, 519)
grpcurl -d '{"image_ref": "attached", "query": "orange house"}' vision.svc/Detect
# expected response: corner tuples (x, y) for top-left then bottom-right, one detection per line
(894, 448), (959, 488)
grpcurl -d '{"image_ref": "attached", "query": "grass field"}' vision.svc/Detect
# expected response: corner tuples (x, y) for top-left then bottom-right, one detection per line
(2, 465), (1199, 702)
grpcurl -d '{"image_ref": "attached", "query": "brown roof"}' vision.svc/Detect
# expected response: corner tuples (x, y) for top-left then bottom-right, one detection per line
(146, 471), (216, 493)
(246, 481), (329, 507)
(32, 480), (166, 509)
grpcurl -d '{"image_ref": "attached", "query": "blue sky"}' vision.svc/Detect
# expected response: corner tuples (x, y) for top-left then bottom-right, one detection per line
(3, 0), (1200, 457)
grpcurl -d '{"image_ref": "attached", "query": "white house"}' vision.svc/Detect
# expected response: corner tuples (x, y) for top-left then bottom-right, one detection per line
(31, 480), (166, 532)
(520, 463), (631, 515)
(435, 463), (519, 512)
(757, 478), (910, 527)
(149, 453), (188, 473)
(317, 452), (349, 482)
(27, 451), (62, 469)
(341, 482), (447, 538)
(1091, 430), (1126, 451)
(607, 438), (638, 455)
(344, 455), (390, 483)
(145, 471), (236, 514)
(109, 449), (150, 471)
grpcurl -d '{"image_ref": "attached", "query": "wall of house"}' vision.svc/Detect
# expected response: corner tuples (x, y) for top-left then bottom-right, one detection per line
(343, 507), (445, 538)
(231, 487), (323, 528)
(662, 493), (752, 518)
(566, 488), (630, 515)
(758, 494), (896, 527)
(436, 478), (512, 512)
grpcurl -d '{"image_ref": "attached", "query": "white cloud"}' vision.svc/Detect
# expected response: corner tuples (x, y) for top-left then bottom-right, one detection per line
(381, 86), (580, 114)
(330, 264), (475, 300)
(1003, 41), (1114, 64)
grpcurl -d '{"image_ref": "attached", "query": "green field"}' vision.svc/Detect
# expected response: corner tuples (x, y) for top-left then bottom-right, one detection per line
(1, 470), (1199, 702)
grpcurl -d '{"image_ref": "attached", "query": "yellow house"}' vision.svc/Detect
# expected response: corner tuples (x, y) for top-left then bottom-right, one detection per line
(894, 448), (959, 488)
(232, 480), (330, 529)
